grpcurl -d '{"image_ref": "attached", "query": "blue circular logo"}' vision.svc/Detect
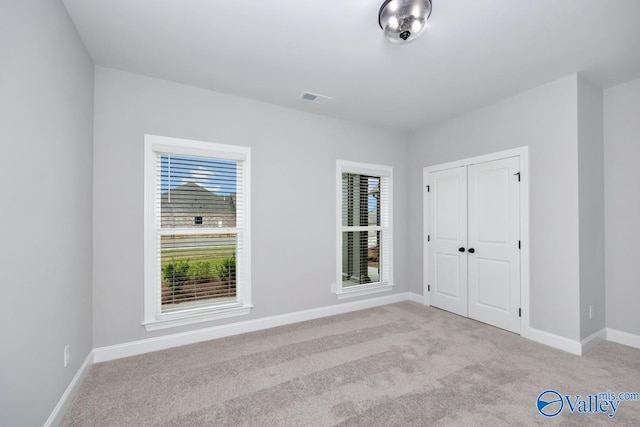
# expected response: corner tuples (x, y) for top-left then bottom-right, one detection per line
(537, 390), (564, 417)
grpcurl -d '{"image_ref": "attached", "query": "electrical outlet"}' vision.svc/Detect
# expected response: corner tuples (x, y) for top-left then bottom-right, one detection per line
(64, 345), (70, 367)
(589, 305), (594, 320)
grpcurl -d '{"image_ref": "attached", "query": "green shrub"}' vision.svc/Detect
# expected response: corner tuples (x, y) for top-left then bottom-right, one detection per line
(215, 256), (236, 284)
(162, 260), (191, 292)
(162, 255), (236, 294)
(191, 260), (214, 283)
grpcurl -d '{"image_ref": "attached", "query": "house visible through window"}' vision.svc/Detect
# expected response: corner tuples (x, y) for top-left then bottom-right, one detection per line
(335, 160), (393, 298)
(144, 135), (252, 330)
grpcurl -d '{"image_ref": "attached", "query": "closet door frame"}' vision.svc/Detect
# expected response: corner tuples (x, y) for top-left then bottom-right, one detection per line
(423, 146), (530, 338)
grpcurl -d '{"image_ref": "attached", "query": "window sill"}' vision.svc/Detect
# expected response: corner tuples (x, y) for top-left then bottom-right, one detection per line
(143, 303), (253, 331)
(333, 282), (395, 300)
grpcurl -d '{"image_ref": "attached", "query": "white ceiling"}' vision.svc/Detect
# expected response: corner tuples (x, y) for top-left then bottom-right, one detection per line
(62, 0), (640, 133)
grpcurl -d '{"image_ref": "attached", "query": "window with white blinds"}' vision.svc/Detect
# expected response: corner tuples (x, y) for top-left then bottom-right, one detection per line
(335, 161), (394, 298)
(144, 135), (252, 330)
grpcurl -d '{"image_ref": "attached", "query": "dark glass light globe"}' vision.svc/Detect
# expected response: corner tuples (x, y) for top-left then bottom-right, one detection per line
(378, 0), (432, 44)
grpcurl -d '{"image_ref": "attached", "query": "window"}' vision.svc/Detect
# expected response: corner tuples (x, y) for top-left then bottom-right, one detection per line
(144, 135), (252, 330)
(335, 160), (393, 298)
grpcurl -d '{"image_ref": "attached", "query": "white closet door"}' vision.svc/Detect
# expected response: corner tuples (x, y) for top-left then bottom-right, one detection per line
(467, 157), (521, 333)
(428, 166), (468, 317)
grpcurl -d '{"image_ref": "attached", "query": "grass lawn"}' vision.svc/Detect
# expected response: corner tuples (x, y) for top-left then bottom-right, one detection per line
(161, 246), (235, 267)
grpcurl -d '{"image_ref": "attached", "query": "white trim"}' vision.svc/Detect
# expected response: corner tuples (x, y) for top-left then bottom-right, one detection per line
(335, 160), (394, 297)
(335, 282), (395, 299)
(422, 147), (528, 173)
(407, 292), (424, 304)
(143, 134), (252, 331)
(147, 135), (248, 161)
(94, 292), (409, 363)
(422, 167), (431, 307)
(338, 160), (392, 178)
(581, 328), (607, 355)
(157, 227), (239, 236)
(44, 299), (623, 424)
(341, 225), (384, 232)
(422, 147), (531, 338)
(606, 328), (640, 350)
(43, 351), (94, 427)
(527, 327), (582, 355)
(95, 293), (598, 364)
(142, 305), (254, 331)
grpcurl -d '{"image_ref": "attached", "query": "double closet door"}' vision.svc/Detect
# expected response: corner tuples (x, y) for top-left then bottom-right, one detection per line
(428, 156), (521, 334)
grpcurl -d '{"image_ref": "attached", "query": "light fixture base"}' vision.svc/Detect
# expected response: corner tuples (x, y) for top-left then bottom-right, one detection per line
(378, 0), (432, 44)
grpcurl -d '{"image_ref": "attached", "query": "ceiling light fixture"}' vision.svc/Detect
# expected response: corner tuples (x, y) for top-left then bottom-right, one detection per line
(378, 0), (432, 44)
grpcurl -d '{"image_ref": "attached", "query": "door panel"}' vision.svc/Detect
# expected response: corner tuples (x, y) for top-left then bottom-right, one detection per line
(434, 253), (461, 298)
(429, 167), (468, 317)
(475, 259), (510, 311)
(467, 157), (520, 333)
(434, 177), (462, 241)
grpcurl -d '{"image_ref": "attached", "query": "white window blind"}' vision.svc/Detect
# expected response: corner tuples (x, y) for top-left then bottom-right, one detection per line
(144, 135), (251, 329)
(157, 154), (244, 313)
(337, 161), (392, 295)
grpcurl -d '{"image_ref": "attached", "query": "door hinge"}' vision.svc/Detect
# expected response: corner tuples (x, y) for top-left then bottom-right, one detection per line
(426, 185), (430, 192)
(518, 240), (521, 249)
(514, 172), (521, 182)
(428, 284), (431, 292)
(427, 235), (430, 242)
(519, 308), (522, 317)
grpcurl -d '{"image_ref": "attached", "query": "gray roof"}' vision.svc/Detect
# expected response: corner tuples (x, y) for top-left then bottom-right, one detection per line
(161, 182), (235, 214)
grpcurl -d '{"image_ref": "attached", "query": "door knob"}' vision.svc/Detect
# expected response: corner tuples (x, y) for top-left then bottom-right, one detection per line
(458, 247), (465, 252)
(468, 248), (475, 254)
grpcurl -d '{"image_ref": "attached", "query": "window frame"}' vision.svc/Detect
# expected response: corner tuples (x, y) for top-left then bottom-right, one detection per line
(334, 160), (394, 299)
(143, 134), (252, 331)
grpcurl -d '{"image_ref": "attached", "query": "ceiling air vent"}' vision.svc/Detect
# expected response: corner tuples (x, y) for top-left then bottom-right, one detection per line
(301, 91), (332, 106)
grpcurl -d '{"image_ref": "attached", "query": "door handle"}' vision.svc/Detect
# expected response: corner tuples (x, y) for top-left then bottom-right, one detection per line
(458, 247), (465, 252)
(468, 248), (475, 254)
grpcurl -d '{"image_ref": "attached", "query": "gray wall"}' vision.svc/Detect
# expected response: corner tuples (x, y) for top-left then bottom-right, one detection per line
(577, 76), (606, 339)
(604, 77), (640, 336)
(407, 74), (582, 341)
(0, 5), (632, 420)
(92, 67), (408, 347)
(0, 1), (94, 426)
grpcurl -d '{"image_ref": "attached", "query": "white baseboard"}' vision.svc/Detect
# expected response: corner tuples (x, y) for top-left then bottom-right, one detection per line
(48, 295), (640, 425)
(580, 328), (607, 355)
(528, 328), (607, 356)
(43, 350), (93, 427)
(93, 296), (638, 364)
(527, 327), (582, 355)
(606, 328), (640, 350)
(407, 291), (425, 304)
(94, 292), (411, 363)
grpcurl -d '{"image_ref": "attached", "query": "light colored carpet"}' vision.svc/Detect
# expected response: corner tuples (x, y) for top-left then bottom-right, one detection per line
(63, 302), (640, 426)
